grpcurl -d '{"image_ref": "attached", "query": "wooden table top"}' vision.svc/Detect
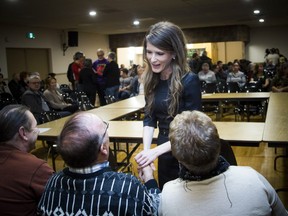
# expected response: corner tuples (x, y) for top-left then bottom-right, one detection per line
(202, 92), (271, 101)
(263, 93), (288, 145)
(86, 107), (140, 120)
(108, 121), (264, 144)
(38, 120), (264, 146)
(103, 95), (145, 109)
(37, 108), (140, 141)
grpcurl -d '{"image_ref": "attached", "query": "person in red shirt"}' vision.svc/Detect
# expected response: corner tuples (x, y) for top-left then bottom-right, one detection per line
(71, 51), (85, 90)
(0, 104), (54, 215)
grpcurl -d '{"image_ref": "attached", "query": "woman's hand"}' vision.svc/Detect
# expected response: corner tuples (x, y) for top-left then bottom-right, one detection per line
(138, 163), (156, 182)
(135, 149), (158, 168)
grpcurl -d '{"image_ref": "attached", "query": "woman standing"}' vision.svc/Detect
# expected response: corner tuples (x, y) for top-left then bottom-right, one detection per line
(135, 21), (202, 189)
(79, 58), (98, 105)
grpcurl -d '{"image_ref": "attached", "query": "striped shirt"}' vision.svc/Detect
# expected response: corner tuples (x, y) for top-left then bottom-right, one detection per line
(37, 166), (160, 216)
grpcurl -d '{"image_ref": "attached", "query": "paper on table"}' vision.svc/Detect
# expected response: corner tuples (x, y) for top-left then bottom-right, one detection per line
(39, 128), (51, 133)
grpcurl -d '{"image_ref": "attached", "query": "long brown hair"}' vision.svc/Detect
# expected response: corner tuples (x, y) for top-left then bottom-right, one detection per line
(143, 21), (190, 117)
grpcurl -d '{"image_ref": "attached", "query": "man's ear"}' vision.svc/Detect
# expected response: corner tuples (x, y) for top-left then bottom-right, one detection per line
(99, 143), (109, 156)
(18, 126), (28, 141)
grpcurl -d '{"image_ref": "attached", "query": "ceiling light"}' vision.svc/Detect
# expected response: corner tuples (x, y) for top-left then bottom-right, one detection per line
(259, 19), (265, 23)
(89, 11), (96, 16)
(133, 20), (140, 25)
(253, 9), (260, 14)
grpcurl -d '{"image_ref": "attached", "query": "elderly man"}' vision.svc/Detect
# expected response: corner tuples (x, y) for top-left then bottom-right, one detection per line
(21, 74), (50, 123)
(22, 74), (71, 124)
(92, 48), (109, 106)
(38, 112), (160, 215)
(0, 105), (54, 215)
(158, 110), (287, 216)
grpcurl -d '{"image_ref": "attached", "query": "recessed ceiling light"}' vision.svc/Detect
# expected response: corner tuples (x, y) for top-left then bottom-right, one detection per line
(259, 18), (265, 23)
(133, 20), (140, 25)
(253, 9), (260, 14)
(89, 11), (97, 16)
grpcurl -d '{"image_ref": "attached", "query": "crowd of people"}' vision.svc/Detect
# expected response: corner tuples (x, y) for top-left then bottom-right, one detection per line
(0, 21), (287, 215)
(66, 49), (145, 106)
(192, 47), (288, 93)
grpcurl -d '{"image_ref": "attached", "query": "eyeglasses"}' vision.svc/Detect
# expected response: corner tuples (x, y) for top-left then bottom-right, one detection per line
(101, 121), (109, 142)
(30, 81), (40, 85)
(24, 126), (40, 134)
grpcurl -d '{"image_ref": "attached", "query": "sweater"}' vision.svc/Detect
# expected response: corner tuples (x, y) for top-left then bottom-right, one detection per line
(159, 166), (287, 216)
(38, 167), (160, 216)
(0, 145), (54, 216)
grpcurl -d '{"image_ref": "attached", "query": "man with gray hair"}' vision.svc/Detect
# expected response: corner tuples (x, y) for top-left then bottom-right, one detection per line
(0, 105), (54, 215)
(38, 112), (160, 215)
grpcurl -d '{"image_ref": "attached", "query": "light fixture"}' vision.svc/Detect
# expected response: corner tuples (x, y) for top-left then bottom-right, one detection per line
(89, 11), (96, 16)
(253, 9), (260, 14)
(259, 18), (265, 23)
(133, 20), (140, 25)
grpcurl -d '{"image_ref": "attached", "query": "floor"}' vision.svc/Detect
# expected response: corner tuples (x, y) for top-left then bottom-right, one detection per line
(32, 110), (288, 208)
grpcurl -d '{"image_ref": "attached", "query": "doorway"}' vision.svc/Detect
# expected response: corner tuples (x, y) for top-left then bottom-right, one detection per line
(6, 48), (51, 80)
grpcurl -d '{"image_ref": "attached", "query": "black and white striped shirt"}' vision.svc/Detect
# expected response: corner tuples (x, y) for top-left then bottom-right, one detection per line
(37, 166), (160, 216)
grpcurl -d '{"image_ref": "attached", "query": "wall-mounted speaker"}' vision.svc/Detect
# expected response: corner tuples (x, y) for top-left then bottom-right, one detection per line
(68, 31), (78, 47)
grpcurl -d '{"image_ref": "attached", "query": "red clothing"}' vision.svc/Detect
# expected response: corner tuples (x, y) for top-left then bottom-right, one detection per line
(72, 62), (83, 81)
(0, 145), (54, 216)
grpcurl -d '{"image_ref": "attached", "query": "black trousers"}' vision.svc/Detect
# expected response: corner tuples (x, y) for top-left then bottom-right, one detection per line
(157, 133), (179, 190)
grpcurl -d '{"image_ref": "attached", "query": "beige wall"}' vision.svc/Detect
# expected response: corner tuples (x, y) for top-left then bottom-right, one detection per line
(0, 25), (109, 81)
(1, 24), (287, 80)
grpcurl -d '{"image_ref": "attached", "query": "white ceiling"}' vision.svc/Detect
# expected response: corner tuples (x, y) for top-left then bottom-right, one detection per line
(1, 0), (288, 35)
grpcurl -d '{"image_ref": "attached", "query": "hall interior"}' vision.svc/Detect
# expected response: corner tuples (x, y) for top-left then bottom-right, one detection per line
(32, 111), (288, 208)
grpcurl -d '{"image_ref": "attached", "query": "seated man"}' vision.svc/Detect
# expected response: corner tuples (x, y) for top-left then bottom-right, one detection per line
(21, 75), (70, 124)
(159, 110), (287, 216)
(198, 62), (217, 84)
(0, 105), (54, 215)
(226, 61), (247, 90)
(38, 112), (160, 215)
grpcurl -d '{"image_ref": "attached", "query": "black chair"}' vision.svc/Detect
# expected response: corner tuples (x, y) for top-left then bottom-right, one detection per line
(60, 84), (72, 94)
(39, 111), (62, 171)
(74, 91), (95, 111)
(227, 82), (240, 93)
(220, 139), (237, 165)
(0, 92), (18, 110)
(204, 82), (217, 93)
(200, 80), (207, 93)
(216, 80), (228, 93)
(202, 83), (219, 118)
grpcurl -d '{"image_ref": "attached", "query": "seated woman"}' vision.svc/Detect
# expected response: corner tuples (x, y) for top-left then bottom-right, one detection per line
(158, 110), (287, 216)
(118, 68), (133, 100)
(249, 63), (270, 92)
(43, 77), (78, 114)
(271, 62), (288, 92)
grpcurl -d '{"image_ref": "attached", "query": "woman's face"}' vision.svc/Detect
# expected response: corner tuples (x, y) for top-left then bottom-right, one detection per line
(146, 42), (174, 74)
(49, 79), (57, 89)
(258, 64), (264, 72)
(233, 63), (240, 72)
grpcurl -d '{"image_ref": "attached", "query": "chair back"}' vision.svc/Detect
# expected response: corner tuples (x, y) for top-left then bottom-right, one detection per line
(60, 84), (72, 94)
(204, 82), (217, 93)
(227, 82), (240, 93)
(0, 92), (18, 110)
(39, 111), (62, 124)
(216, 81), (228, 93)
(75, 91), (95, 111)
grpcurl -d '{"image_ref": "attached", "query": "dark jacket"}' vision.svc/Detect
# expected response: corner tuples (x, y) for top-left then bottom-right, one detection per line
(103, 61), (120, 88)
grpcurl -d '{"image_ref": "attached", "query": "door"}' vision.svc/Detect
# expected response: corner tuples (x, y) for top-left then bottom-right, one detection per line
(6, 48), (51, 80)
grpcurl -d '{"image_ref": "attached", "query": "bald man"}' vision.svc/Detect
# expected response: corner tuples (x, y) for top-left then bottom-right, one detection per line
(38, 112), (160, 215)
